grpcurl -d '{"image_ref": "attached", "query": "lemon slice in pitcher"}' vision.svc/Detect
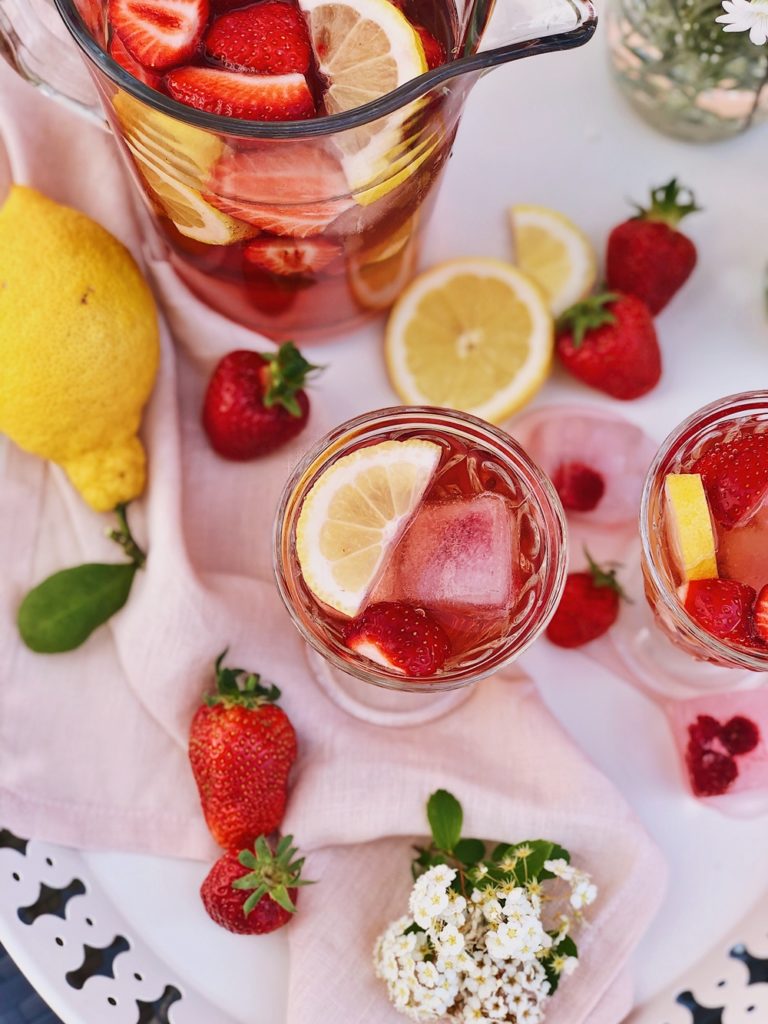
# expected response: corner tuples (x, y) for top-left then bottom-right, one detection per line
(296, 439), (441, 617)
(509, 205), (597, 316)
(299, 0), (427, 201)
(385, 258), (554, 423)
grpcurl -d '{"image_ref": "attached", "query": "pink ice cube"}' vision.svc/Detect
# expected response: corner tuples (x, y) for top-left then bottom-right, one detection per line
(384, 493), (517, 613)
(717, 506), (768, 592)
(666, 689), (768, 814)
(511, 406), (656, 528)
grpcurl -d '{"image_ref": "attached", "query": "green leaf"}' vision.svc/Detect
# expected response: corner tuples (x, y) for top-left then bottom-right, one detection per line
(18, 562), (138, 654)
(490, 843), (513, 863)
(426, 790), (463, 852)
(453, 838), (486, 866)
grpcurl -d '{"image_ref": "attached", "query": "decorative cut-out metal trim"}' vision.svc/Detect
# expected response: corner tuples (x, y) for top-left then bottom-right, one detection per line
(0, 827), (238, 1024)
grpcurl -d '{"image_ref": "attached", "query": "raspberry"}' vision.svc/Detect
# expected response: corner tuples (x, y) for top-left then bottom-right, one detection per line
(552, 462), (605, 513)
(687, 714), (722, 750)
(686, 746), (738, 797)
(720, 716), (760, 756)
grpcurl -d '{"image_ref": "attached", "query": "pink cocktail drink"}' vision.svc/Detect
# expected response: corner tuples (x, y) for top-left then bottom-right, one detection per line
(642, 392), (768, 671)
(274, 407), (567, 691)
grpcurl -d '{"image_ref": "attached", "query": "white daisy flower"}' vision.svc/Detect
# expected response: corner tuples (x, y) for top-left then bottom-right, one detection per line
(716, 0), (768, 45)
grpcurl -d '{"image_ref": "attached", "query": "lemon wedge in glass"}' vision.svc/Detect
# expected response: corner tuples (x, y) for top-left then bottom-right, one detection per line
(665, 473), (718, 581)
(296, 438), (441, 617)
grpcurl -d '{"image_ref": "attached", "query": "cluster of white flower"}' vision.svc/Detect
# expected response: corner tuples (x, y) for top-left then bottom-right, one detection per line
(373, 860), (597, 1024)
(542, 859), (598, 912)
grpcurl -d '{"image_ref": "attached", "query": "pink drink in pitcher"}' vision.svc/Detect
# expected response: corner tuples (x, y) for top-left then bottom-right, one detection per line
(85, 0), (462, 338)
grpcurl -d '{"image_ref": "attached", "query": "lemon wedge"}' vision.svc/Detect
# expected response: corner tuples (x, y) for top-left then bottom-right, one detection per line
(296, 438), (441, 617)
(385, 258), (554, 423)
(298, 0), (428, 202)
(665, 474), (718, 581)
(509, 205), (597, 316)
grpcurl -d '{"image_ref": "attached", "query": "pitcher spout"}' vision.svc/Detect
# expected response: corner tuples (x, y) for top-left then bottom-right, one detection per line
(475, 0), (597, 56)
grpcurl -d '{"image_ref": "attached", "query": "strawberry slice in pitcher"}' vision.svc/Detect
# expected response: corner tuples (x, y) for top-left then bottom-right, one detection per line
(244, 237), (343, 276)
(207, 142), (355, 236)
(204, 2), (313, 74)
(165, 68), (315, 121)
(108, 0), (209, 71)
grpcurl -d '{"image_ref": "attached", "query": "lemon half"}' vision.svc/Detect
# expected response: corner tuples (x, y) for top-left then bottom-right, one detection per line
(385, 258), (554, 423)
(509, 205), (597, 317)
(296, 438), (441, 617)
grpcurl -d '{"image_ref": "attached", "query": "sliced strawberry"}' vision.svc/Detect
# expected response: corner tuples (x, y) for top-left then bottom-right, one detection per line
(207, 143), (354, 237)
(414, 24), (445, 69)
(552, 461), (605, 513)
(165, 67), (315, 121)
(244, 237), (342, 276)
(755, 583), (768, 644)
(681, 578), (756, 642)
(690, 432), (768, 529)
(77, 0), (104, 39)
(204, 2), (312, 74)
(109, 33), (162, 88)
(344, 602), (451, 678)
(108, 0), (209, 72)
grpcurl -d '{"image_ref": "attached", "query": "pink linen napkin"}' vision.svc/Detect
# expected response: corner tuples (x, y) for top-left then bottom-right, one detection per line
(0, 46), (664, 1024)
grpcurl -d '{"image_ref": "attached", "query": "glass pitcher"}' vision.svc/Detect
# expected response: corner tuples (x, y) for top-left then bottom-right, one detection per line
(0, 0), (596, 340)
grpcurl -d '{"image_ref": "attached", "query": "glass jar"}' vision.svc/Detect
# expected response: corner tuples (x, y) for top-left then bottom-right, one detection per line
(608, 0), (768, 142)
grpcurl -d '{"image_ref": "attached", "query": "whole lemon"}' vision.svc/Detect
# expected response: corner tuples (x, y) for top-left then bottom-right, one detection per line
(0, 186), (159, 511)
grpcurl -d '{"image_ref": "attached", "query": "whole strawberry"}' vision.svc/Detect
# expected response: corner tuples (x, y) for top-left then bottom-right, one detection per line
(189, 653), (297, 851)
(202, 342), (320, 460)
(546, 552), (626, 648)
(201, 835), (311, 934)
(606, 178), (700, 314)
(556, 292), (661, 400)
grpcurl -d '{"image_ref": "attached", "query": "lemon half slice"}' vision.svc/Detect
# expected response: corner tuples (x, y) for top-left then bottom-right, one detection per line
(665, 474), (718, 582)
(296, 438), (441, 617)
(509, 205), (597, 316)
(385, 258), (554, 423)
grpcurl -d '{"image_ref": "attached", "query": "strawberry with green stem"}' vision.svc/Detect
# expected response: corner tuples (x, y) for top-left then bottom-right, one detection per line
(188, 652), (298, 851)
(546, 550), (628, 648)
(201, 834), (313, 934)
(606, 178), (700, 314)
(556, 291), (661, 400)
(202, 341), (322, 460)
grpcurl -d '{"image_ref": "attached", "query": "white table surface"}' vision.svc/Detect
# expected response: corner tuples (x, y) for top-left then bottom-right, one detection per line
(5, 11), (768, 1023)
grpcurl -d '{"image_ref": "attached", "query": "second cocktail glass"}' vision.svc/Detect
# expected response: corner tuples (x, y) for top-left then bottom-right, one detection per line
(274, 406), (567, 723)
(622, 391), (768, 696)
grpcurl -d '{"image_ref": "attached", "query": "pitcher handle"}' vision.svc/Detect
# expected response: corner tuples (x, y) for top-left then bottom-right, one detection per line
(0, 0), (105, 127)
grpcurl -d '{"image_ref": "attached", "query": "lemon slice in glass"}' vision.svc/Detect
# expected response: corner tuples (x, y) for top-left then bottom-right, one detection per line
(298, 0), (427, 201)
(296, 438), (441, 617)
(385, 258), (554, 424)
(665, 474), (718, 581)
(509, 205), (597, 316)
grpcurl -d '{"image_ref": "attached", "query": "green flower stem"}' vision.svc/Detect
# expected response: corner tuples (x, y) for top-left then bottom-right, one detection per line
(109, 503), (146, 569)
